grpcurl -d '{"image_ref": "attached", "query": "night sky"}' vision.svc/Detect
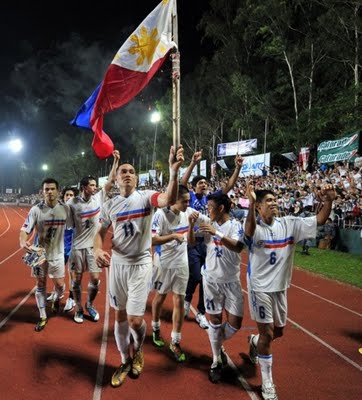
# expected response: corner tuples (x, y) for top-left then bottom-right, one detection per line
(0, 0), (211, 186)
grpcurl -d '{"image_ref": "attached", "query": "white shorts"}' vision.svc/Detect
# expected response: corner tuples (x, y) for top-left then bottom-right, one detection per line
(31, 258), (65, 279)
(248, 287), (287, 327)
(69, 248), (101, 274)
(153, 265), (189, 295)
(203, 280), (244, 317)
(109, 260), (153, 316)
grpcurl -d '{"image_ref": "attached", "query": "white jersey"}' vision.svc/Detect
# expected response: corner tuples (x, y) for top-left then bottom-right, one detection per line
(201, 219), (244, 284)
(99, 189), (158, 265)
(152, 206), (208, 269)
(21, 201), (71, 260)
(244, 216), (317, 292)
(68, 190), (105, 250)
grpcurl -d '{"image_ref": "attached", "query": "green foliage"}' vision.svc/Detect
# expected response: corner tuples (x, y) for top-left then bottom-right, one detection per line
(6, 1), (361, 184)
(46, 133), (104, 187)
(294, 245), (362, 288)
(156, 0), (362, 165)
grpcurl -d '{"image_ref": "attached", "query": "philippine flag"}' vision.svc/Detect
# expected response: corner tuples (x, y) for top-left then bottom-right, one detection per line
(71, 0), (176, 159)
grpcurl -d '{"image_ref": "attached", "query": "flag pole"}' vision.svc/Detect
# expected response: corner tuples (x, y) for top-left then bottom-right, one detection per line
(264, 116), (269, 165)
(171, 1), (180, 150)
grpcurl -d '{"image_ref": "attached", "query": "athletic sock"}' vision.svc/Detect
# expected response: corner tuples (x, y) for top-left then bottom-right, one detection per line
(259, 354), (273, 384)
(114, 320), (131, 364)
(130, 320), (146, 351)
(208, 322), (222, 364)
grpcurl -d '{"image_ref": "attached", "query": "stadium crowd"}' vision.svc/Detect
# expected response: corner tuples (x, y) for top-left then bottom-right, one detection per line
(13, 149), (357, 398)
(220, 160), (362, 231)
(3, 159), (361, 231)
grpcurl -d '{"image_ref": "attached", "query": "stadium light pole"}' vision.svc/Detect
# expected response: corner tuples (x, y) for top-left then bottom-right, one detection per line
(151, 111), (161, 170)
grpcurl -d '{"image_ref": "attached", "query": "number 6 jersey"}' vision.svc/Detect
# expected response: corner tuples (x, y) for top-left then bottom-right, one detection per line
(244, 216), (317, 292)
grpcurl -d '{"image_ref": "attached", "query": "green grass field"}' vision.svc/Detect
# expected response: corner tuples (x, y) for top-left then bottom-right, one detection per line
(293, 245), (362, 288)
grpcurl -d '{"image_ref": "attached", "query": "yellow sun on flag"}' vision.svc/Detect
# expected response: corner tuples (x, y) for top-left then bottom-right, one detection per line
(128, 26), (160, 66)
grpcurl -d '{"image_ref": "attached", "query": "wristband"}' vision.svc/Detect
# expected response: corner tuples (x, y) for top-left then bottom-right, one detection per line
(215, 230), (224, 240)
(169, 168), (177, 179)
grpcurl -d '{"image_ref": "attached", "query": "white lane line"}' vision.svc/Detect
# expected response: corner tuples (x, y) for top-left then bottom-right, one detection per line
(0, 205), (27, 264)
(0, 247), (23, 265)
(0, 228), (35, 265)
(241, 286), (362, 371)
(241, 261), (361, 317)
(7, 205), (29, 219)
(93, 268), (110, 400)
(0, 207), (10, 237)
(291, 283), (362, 317)
(224, 352), (260, 400)
(239, 264), (362, 371)
(0, 286), (36, 329)
(287, 316), (362, 371)
(190, 304), (260, 400)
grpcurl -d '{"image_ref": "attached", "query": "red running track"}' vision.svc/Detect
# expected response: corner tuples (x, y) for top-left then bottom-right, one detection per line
(0, 204), (361, 400)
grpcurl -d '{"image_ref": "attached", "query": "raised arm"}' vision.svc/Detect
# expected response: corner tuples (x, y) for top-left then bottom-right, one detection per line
(316, 184), (336, 226)
(180, 150), (202, 186)
(244, 181), (256, 239)
(157, 145), (184, 208)
(103, 150), (121, 194)
(222, 154), (243, 194)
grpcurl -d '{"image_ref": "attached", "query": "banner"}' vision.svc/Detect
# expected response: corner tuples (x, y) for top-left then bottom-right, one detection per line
(200, 160), (207, 177)
(211, 163), (216, 177)
(238, 153), (270, 177)
(317, 130), (360, 164)
(180, 165), (197, 182)
(281, 152), (297, 162)
(217, 139), (257, 157)
(98, 176), (108, 188)
(299, 147), (310, 171)
(138, 172), (150, 186)
(217, 159), (228, 170)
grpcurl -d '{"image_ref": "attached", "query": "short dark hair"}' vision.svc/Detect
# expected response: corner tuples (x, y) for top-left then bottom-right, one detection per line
(207, 192), (232, 213)
(255, 190), (274, 204)
(80, 176), (97, 190)
(191, 175), (208, 188)
(61, 186), (78, 201)
(41, 178), (59, 190)
(177, 184), (189, 199)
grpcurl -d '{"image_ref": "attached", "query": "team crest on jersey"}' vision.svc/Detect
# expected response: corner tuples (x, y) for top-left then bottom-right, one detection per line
(255, 240), (265, 248)
(37, 202), (46, 210)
